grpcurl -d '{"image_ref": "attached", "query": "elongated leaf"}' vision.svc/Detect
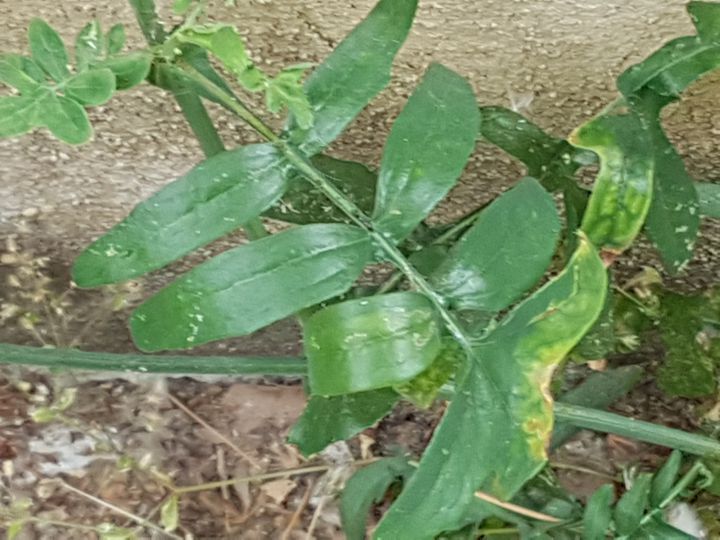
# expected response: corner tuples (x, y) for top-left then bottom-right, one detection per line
(38, 93), (92, 144)
(73, 144), (289, 287)
(375, 235), (607, 540)
(614, 472), (652, 535)
(285, 0), (417, 155)
(550, 366), (644, 449)
(657, 292), (717, 397)
(128, 0), (166, 45)
(630, 91), (700, 273)
(696, 181), (720, 217)
(306, 292), (442, 396)
(0, 96), (37, 137)
(571, 114), (654, 253)
(341, 457), (415, 540)
(264, 154), (376, 224)
(64, 68), (115, 106)
(131, 224), (372, 351)
(0, 54), (43, 93)
(572, 285), (614, 361)
(373, 64), (478, 242)
(75, 21), (104, 71)
(640, 518), (697, 539)
(98, 52), (151, 90)
(478, 106), (594, 188)
(288, 388), (398, 456)
(431, 178), (560, 312)
(650, 451), (683, 507)
(28, 19), (69, 82)
(582, 484), (614, 540)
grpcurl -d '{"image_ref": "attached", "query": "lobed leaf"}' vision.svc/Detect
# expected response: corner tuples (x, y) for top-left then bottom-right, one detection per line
(266, 64), (313, 129)
(75, 21), (104, 72)
(0, 96), (38, 138)
(285, 0), (418, 155)
(28, 18), (70, 82)
(632, 91), (700, 274)
(264, 154), (376, 224)
(38, 92), (92, 144)
(375, 235), (607, 539)
(373, 63), (478, 243)
(73, 144), (290, 286)
(288, 388), (398, 456)
(431, 178), (560, 312)
(582, 484), (614, 540)
(131, 224), (373, 351)
(64, 68), (116, 106)
(106, 24), (126, 56)
(98, 52), (152, 90)
(613, 472), (653, 535)
(570, 113), (654, 254)
(650, 450), (683, 507)
(306, 292), (442, 396)
(341, 457), (415, 540)
(0, 54), (44, 93)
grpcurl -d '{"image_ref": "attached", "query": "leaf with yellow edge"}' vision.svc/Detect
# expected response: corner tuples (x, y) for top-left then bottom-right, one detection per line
(570, 114), (654, 255)
(374, 234), (607, 540)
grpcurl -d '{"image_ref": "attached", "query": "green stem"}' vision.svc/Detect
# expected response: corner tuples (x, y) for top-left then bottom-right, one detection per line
(176, 62), (474, 352)
(0, 343), (306, 376)
(171, 84), (225, 156)
(554, 402), (720, 457)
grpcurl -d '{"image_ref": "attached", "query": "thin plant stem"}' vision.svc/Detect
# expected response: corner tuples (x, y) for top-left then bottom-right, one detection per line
(474, 490), (561, 523)
(59, 480), (182, 540)
(23, 516), (98, 533)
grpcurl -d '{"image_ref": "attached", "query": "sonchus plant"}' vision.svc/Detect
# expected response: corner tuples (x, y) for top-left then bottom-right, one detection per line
(2, 0), (720, 537)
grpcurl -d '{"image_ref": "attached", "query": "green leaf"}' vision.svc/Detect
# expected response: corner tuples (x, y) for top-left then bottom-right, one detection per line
(373, 64), (478, 242)
(173, 0), (193, 15)
(288, 388), (398, 456)
(6, 521), (25, 540)
(638, 518), (697, 539)
(97, 523), (137, 540)
(75, 20), (103, 72)
(657, 292), (717, 397)
(614, 473), (653, 536)
(177, 25), (262, 90)
(582, 484), (614, 540)
(64, 68), (115, 106)
(617, 36), (720, 99)
(306, 292), (442, 396)
(264, 154), (376, 224)
(572, 285), (614, 361)
(650, 451), (683, 507)
(266, 64), (313, 129)
(38, 92), (92, 144)
(73, 144), (289, 287)
(341, 457), (415, 540)
(97, 52), (151, 90)
(478, 106), (591, 188)
(0, 96), (38, 138)
(160, 494), (179, 532)
(131, 224), (372, 351)
(551, 366), (643, 449)
(631, 91), (699, 274)
(571, 113), (654, 254)
(394, 339), (463, 408)
(430, 178), (560, 312)
(0, 54), (44, 93)
(106, 24), (127, 55)
(286, 0), (418, 155)
(375, 235), (607, 540)
(28, 19), (70, 82)
(128, 0), (166, 45)
(696, 181), (720, 217)
(688, 1), (720, 43)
